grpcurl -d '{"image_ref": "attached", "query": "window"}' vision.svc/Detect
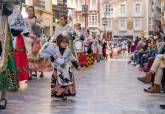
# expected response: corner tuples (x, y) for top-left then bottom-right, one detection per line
(107, 18), (112, 30)
(134, 19), (142, 30)
(135, 4), (140, 14)
(79, 15), (84, 23)
(104, 3), (114, 16)
(91, 0), (96, 8)
(134, 3), (141, 16)
(149, 17), (154, 31)
(119, 18), (126, 30)
(79, 0), (84, 10)
(89, 14), (98, 27)
(104, 3), (110, 12)
(120, 4), (126, 16)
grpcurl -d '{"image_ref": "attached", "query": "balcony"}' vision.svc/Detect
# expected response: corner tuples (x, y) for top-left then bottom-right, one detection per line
(88, 22), (99, 28)
(52, 5), (68, 19)
(33, 0), (45, 9)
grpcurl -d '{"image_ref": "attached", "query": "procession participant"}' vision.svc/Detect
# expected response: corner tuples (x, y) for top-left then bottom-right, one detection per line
(92, 32), (99, 61)
(8, 5), (30, 82)
(40, 34), (78, 100)
(24, 6), (44, 79)
(84, 29), (94, 66)
(74, 23), (84, 52)
(0, 1), (25, 108)
(52, 15), (77, 58)
(74, 23), (87, 67)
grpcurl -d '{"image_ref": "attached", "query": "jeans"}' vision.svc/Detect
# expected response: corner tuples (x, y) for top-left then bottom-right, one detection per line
(150, 54), (165, 85)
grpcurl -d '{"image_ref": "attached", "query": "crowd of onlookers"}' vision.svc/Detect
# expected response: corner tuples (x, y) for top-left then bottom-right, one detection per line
(127, 28), (165, 109)
(128, 35), (165, 93)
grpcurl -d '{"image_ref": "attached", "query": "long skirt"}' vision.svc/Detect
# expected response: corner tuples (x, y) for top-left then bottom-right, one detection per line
(0, 27), (18, 90)
(103, 48), (107, 58)
(77, 52), (88, 67)
(28, 41), (41, 72)
(15, 34), (29, 81)
(87, 53), (94, 66)
(51, 69), (76, 98)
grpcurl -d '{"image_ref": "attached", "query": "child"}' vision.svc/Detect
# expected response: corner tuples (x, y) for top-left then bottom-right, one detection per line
(40, 34), (78, 100)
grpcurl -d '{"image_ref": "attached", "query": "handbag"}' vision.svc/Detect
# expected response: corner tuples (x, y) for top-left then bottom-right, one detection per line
(32, 19), (43, 37)
(32, 24), (43, 37)
(2, 4), (14, 16)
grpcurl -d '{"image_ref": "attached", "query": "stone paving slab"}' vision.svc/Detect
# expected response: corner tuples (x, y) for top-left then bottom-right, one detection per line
(0, 55), (165, 114)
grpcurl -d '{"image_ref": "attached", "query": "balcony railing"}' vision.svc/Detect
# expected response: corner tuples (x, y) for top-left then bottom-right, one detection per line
(88, 22), (98, 27)
(33, 0), (45, 9)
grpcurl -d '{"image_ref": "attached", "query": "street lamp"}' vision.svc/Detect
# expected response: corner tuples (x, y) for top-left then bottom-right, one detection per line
(102, 0), (108, 40)
(102, 16), (107, 41)
(62, 0), (67, 15)
(82, 4), (88, 29)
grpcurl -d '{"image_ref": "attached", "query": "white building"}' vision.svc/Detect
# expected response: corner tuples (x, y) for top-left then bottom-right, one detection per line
(99, 0), (161, 40)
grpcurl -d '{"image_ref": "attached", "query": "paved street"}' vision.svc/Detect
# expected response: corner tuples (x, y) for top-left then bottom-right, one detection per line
(1, 54), (165, 114)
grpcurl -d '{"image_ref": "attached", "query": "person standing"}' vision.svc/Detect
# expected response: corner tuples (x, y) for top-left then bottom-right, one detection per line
(24, 6), (44, 79)
(8, 5), (30, 82)
(74, 23), (87, 67)
(92, 32), (99, 61)
(52, 15), (77, 58)
(84, 30), (94, 66)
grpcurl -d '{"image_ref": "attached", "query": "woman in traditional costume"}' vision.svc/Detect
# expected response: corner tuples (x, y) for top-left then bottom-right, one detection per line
(84, 30), (94, 66)
(8, 5), (29, 82)
(0, 1), (21, 108)
(53, 15), (77, 59)
(74, 23), (87, 67)
(24, 6), (44, 79)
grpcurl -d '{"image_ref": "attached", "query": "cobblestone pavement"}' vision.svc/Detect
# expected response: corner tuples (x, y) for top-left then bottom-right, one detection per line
(1, 54), (165, 114)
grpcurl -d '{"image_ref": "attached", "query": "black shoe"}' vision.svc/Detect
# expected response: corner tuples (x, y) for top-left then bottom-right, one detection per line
(32, 74), (37, 78)
(51, 93), (63, 98)
(0, 99), (7, 110)
(40, 75), (44, 78)
(160, 105), (165, 109)
(62, 97), (67, 100)
(40, 73), (44, 78)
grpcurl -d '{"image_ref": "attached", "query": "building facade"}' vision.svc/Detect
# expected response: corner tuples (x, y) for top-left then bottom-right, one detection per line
(23, 0), (53, 36)
(149, 0), (161, 32)
(52, 0), (76, 31)
(74, 0), (100, 30)
(100, 0), (161, 40)
(161, 0), (165, 30)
